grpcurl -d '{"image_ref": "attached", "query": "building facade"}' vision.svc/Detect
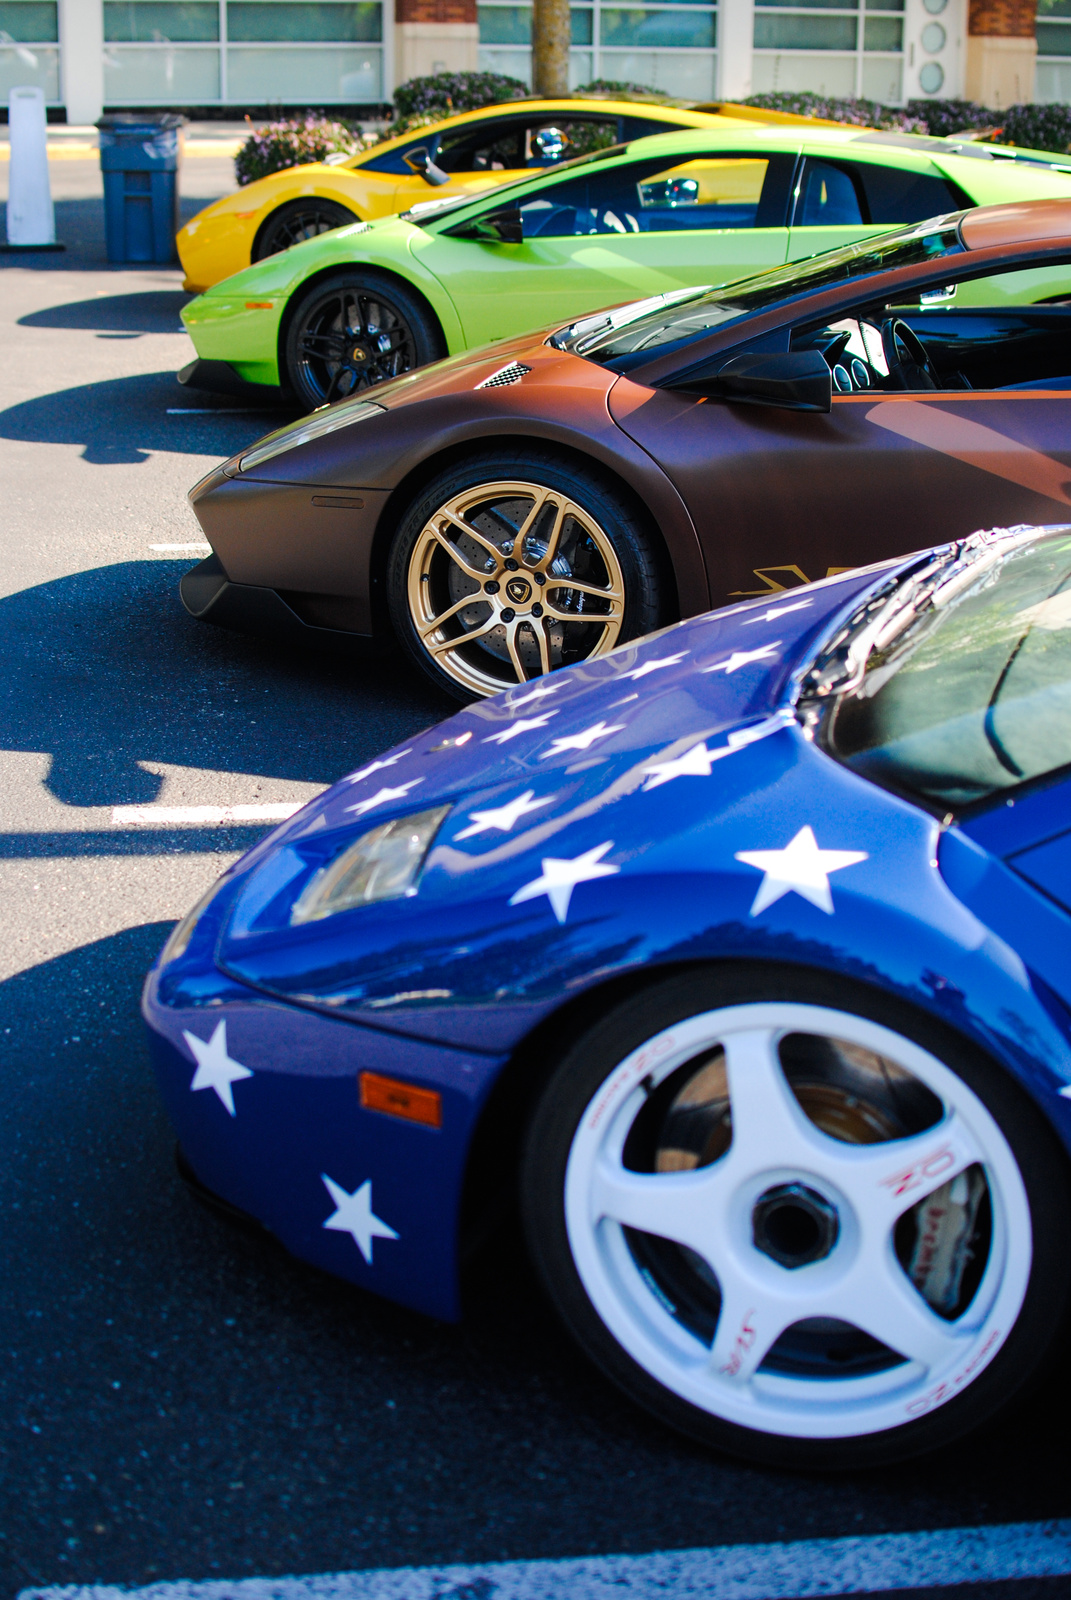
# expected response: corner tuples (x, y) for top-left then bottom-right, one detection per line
(0, 0), (1051, 122)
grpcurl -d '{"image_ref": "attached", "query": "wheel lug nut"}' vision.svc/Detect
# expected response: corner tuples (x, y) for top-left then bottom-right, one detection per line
(484, 580), (500, 594)
(504, 557), (520, 571)
(531, 602), (543, 617)
(500, 607), (515, 623)
(534, 571), (546, 586)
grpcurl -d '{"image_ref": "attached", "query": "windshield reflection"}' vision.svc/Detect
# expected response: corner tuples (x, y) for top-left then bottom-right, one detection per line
(555, 215), (966, 369)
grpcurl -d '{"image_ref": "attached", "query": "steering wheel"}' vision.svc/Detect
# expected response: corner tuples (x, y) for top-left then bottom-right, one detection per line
(881, 317), (939, 390)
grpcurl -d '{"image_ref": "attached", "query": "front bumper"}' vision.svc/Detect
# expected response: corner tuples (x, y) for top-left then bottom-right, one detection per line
(143, 959), (508, 1321)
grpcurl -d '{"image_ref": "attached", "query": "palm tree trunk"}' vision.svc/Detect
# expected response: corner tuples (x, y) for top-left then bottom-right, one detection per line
(532, 0), (571, 95)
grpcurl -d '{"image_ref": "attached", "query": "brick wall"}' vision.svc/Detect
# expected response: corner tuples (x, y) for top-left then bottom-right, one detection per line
(395, 0), (477, 22)
(968, 0), (1036, 39)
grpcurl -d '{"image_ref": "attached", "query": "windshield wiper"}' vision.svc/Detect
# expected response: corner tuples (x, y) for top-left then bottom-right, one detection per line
(795, 526), (1044, 720)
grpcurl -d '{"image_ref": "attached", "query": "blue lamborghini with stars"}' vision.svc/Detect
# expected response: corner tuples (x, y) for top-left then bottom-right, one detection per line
(144, 522), (1071, 1471)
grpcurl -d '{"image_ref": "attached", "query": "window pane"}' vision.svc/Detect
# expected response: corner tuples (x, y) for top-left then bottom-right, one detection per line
(227, 2), (379, 41)
(1037, 19), (1071, 51)
(0, 38), (57, 92)
(600, 8), (716, 48)
(1037, 0), (1071, 18)
(571, 7), (593, 44)
(861, 53), (901, 96)
(104, 2), (219, 41)
(754, 11), (856, 45)
(226, 41), (381, 94)
(752, 50), (855, 91)
(863, 14), (901, 45)
(0, 3), (56, 41)
(477, 4), (529, 41)
(103, 42), (220, 96)
(599, 47), (716, 94)
(796, 159), (863, 223)
(756, 0), (857, 11)
(865, 0), (903, 12)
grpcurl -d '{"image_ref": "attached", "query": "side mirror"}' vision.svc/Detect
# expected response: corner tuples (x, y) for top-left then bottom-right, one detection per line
(402, 145), (450, 187)
(670, 350), (832, 413)
(448, 207), (524, 245)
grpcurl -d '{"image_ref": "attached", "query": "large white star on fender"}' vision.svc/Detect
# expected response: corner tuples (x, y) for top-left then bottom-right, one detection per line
(183, 1019), (253, 1116)
(321, 1175), (399, 1264)
(736, 825), (868, 916)
(510, 841), (619, 922)
(483, 712), (557, 744)
(702, 643), (782, 675)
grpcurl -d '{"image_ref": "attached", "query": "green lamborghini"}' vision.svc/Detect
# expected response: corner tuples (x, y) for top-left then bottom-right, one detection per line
(180, 122), (1071, 410)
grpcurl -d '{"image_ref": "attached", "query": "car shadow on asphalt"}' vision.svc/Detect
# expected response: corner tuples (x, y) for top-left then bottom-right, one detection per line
(0, 559), (449, 813)
(18, 289), (194, 334)
(0, 371), (297, 462)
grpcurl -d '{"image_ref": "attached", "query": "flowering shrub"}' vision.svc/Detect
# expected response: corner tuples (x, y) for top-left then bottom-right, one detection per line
(575, 78), (672, 99)
(391, 71), (527, 133)
(996, 102), (1071, 153)
(234, 116), (374, 185)
(740, 91), (926, 131)
(904, 98), (996, 136)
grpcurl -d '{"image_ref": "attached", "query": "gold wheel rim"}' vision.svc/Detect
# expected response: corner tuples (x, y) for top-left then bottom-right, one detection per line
(407, 478), (626, 698)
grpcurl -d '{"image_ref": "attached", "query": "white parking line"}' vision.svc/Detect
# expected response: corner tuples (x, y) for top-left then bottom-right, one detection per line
(18, 1518), (1071, 1600)
(112, 803), (304, 826)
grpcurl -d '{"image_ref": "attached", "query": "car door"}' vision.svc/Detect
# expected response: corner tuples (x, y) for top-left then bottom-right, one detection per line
(416, 147), (799, 347)
(786, 151), (969, 264)
(609, 256), (1071, 607)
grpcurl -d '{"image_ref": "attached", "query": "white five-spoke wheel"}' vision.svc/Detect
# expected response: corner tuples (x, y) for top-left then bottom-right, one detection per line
(387, 451), (664, 701)
(521, 969), (1071, 1468)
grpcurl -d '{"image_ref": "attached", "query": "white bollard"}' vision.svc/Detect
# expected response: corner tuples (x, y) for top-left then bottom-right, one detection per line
(5, 85), (61, 250)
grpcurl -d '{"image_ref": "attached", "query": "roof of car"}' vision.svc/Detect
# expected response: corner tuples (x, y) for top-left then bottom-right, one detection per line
(961, 197), (1071, 250)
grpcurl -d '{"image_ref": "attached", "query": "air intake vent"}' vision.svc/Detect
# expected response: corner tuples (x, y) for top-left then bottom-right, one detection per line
(476, 362), (532, 389)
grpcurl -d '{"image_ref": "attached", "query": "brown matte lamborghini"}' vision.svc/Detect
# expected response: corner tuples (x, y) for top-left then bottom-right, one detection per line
(183, 196), (1071, 701)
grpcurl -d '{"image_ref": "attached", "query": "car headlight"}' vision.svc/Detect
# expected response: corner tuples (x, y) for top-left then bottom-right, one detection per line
(290, 805), (450, 925)
(160, 873), (233, 965)
(238, 398), (385, 473)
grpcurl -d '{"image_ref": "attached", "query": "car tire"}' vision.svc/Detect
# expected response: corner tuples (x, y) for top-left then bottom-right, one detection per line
(253, 200), (358, 263)
(520, 964), (1071, 1469)
(387, 451), (666, 702)
(283, 270), (444, 411)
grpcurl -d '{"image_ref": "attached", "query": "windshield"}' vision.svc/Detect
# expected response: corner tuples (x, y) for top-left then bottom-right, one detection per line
(399, 142), (630, 227)
(822, 527), (1071, 809)
(556, 215), (966, 367)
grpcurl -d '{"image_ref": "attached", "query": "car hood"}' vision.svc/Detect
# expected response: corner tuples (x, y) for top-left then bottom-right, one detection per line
(152, 558), (912, 1035)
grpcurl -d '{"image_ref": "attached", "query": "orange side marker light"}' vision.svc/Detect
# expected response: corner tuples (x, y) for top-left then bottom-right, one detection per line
(360, 1071), (442, 1128)
(245, 300), (274, 310)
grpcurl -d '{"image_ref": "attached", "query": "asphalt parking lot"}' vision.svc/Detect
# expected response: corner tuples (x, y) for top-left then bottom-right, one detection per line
(2, 147), (1071, 1600)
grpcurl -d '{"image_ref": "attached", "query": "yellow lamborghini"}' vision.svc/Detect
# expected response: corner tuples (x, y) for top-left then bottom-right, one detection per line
(177, 97), (790, 292)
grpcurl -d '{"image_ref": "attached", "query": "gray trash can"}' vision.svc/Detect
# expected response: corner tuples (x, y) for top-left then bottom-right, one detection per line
(97, 113), (185, 264)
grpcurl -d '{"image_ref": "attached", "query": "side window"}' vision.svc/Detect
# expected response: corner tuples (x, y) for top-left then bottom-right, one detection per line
(794, 160), (864, 227)
(436, 118), (527, 173)
(856, 163), (965, 225)
(517, 153), (790, 239)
